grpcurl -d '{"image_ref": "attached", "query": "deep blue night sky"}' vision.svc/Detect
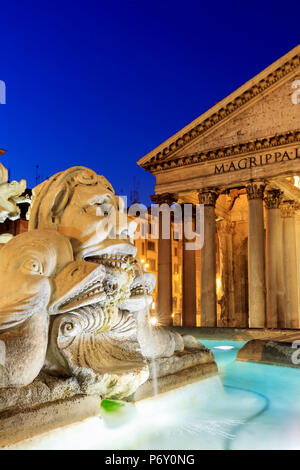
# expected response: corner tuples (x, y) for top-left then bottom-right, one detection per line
(0, 0), (299, 203)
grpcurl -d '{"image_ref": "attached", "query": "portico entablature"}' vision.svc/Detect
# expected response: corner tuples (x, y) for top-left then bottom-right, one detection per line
(138, 45), (300, 199)
(153, 137), (300, 194)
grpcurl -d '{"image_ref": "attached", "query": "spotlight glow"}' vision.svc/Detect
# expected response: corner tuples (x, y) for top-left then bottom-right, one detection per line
(213, 345), (234, 350)
(216, 276), (222, 295)
(149, 316), (158, 326)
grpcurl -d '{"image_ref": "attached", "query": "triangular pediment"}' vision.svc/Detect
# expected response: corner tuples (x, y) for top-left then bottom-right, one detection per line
(138, 45), (300, 172)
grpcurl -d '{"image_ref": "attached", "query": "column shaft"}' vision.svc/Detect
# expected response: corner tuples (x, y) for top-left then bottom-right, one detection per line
(246, 182), (266, 328)
(182, 222), (197, 325)
(265, 190), (284, 328)
(282, 202), (299, 328)
(296, 212), (300, 319)
(151, 193), (174, 326)
(157, 209), (172, 325)
(217, 220), (235, 326)
(198, 190), (218, 327)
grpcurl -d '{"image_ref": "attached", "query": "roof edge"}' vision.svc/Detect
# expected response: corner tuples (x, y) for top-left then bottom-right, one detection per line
(138, 44), (300, 168)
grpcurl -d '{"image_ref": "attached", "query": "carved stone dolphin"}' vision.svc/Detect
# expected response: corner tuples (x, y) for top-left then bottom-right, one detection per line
(0, 229), (106, 388)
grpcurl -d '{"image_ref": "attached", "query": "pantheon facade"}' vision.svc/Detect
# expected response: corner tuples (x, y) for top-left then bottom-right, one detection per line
(138, 45), (300, 330)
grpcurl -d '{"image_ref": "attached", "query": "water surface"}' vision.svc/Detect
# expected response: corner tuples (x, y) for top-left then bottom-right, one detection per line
(9, 339), (300, 450)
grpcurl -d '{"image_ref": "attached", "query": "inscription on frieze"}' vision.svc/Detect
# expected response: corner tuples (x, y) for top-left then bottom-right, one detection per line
(215, 147), (300, 175)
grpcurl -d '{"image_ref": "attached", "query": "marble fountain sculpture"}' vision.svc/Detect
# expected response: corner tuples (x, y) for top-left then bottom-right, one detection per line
(0, 165), (217, 446)
(0, 162), (27, 243)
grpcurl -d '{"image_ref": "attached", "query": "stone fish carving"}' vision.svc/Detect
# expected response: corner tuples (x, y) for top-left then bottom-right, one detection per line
(46, 256), (150, 398)
(119, 268), (186, 358)
(0, 229), (107, 387)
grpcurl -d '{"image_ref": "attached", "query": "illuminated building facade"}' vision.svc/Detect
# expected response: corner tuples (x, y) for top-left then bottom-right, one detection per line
(138, 45), (300, 329)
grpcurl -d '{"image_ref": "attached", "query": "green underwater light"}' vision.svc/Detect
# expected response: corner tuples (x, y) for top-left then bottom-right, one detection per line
(101, 399), (125, 413)
(100, 399), (137, 428)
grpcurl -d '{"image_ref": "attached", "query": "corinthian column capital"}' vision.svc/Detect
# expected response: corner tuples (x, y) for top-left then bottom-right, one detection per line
(150, 193), (176, 205)
(281, 200), (296, 218)
(246, 181), (265, 200)
(198, 189), (219, 206)
(264, 189), (284, 209)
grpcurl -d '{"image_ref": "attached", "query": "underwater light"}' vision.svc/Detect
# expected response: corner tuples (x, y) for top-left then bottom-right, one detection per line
(213, 345), (234, 350)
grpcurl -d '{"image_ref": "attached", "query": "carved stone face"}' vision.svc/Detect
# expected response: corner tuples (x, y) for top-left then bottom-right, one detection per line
(29, 167), (137, 261)
(0, 230), (74, 329)
(0, 229), (108, 331)
(0, 229), (107, 388)
(28, 167), (139, 316)
(58, 182), (137, 261)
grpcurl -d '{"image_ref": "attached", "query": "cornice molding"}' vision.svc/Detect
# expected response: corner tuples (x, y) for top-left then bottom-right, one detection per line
(144, 129), (300, 173)
(139, 47), (300, 173)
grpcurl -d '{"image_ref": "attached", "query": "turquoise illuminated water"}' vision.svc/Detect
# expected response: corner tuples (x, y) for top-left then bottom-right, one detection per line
(193, 339), (300, 450)
(9, 339), (300, 450)
(125, 339), (300, 450)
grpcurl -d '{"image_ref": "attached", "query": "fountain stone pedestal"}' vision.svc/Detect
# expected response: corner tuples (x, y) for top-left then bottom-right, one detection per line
(0, 345), (217, 448)
(131, 348), (218, 401)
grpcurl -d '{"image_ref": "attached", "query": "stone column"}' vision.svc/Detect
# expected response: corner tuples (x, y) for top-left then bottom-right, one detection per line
(264, 189), (285, 328)
(281, 201), (299, 328)
(217, 220), (235, 326)
(296, 209), (300, 319)
(246, 181), (266, 328)
(151, 193), (174, 326)
(182, 208), (196, 326)
(198, 189), (219, 327)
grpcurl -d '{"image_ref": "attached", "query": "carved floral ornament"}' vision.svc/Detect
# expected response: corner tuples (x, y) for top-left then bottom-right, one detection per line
(198, 189), (219, 206)
(143, 130), (300, 173)
(246, 181), (266, 200)
(264, 189), (284, 209)
(0, 162), (27, 225)
(150, 193), (176, 206)
(281, 200), (297, 218)
(140, 52), (300, 173)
